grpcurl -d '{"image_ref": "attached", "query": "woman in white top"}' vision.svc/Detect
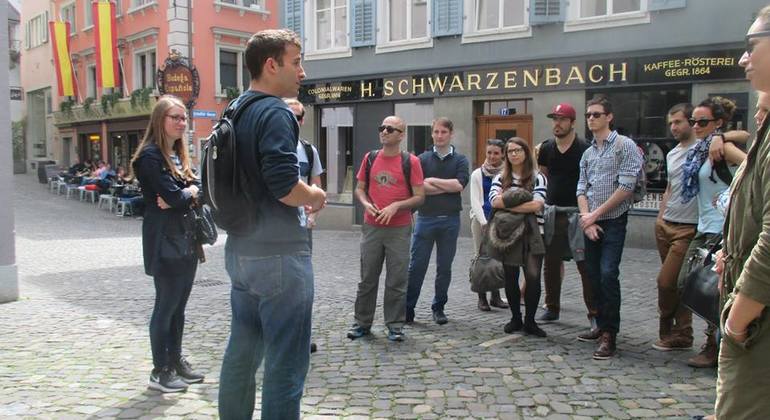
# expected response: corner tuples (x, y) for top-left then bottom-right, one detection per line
(489, 137), (548, 337)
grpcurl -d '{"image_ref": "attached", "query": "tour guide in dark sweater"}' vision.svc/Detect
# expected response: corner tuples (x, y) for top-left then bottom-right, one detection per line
(406, 117), (470, 325)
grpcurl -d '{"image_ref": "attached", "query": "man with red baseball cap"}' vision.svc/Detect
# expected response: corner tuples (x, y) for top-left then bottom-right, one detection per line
(537, 102), (598, 330)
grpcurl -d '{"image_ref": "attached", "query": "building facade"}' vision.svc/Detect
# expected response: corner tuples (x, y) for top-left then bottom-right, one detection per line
(20, 0), (278, 172)
(291, 0), (761, 246)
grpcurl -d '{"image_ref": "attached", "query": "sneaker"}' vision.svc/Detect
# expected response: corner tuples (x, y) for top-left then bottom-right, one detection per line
(347, 324), (371, 340)
(523, 322), (547, 338)
(652, 337), (693, 352)
(592, 332), (617, 360)
(173, 356), (204, 384)
(405, 307), (415, 324)
(577, 328), (602, 342)
(148, 367), (189, 393)
(387, 328), (405, 342)
(536, 309), (559, 324)
(432, 309), (448, 325)
(503, 316), (523, 334)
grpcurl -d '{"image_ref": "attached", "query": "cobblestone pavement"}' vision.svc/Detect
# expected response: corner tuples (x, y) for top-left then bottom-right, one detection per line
(1, 174), (717, 419)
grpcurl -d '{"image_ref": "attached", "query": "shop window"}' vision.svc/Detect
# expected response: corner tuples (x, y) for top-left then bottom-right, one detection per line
(408, 126), (431, 155)
(394, 101), (434, 154)
(135, 49), (157, 90)
(61, 3), (77, 35)
(321, 106), (354, 204)
(479, 99), (530, 116)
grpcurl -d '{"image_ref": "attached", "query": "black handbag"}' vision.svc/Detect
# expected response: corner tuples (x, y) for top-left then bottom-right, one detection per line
(681, 235), (722, 326)
(193, 201), (218, 246)
(469, 230), (505, 293)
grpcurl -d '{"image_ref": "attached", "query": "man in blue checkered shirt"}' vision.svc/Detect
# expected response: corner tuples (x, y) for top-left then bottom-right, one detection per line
(575, 95), (643, 361)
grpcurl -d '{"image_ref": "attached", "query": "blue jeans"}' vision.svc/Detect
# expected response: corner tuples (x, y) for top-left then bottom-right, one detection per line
(406, 214), (461, 312)
(218, 251), (314, 420)
(584, 213), (628, 334)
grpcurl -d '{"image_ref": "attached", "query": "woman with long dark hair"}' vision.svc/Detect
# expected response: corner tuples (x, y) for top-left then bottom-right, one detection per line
(489, 138), (547, 337)
(131, 95), (204, 393)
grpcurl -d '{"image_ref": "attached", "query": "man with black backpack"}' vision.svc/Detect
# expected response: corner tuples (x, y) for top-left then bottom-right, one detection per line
(216, 29), (326, 420)
(347, 115), (425, 343)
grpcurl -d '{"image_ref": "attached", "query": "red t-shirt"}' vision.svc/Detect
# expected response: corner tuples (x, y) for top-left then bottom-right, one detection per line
(356, 151), (424, 227)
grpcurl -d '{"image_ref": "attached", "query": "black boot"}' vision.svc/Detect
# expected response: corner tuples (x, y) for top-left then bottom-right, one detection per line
(478, 293), (491, 311)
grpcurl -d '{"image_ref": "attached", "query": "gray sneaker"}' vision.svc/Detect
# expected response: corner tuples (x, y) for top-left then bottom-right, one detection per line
(387, 328), (404, 342)
(148, 367), (188, 393)
(536, 309), (559, 324)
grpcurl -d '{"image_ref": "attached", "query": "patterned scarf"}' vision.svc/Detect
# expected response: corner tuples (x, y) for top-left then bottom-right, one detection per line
(481, 160), (503, 178)
(681, 134), (713, 204)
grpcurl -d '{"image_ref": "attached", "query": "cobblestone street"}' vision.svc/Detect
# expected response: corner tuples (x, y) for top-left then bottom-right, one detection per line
(1, 174), (717, 419)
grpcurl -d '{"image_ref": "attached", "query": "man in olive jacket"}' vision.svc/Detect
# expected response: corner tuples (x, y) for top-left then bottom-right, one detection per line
(715, 7), (770, 419)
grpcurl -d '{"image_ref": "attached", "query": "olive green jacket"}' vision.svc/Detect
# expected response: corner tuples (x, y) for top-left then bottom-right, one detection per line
(723, 118), (770, 307)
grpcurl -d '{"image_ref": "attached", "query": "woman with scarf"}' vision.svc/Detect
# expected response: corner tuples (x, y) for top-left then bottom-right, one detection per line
(489, 137), (547, 337)
(677, 96), (746, 368)
(470, 139), (511, 311)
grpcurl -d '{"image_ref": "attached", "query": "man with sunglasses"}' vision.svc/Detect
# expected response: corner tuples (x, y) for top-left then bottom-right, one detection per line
(348, 116), (425, 342)
(576, 95), (643, 360)
(405, 117), (470, 326)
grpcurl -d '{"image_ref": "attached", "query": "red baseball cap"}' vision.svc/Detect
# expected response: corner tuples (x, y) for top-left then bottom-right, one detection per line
(547, 103), (576, 120)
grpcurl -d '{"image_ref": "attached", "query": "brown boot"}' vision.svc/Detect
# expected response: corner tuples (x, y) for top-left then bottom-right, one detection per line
(489, 290), (509, 309)
(477, 293), (491, 311)
(592, 331), (617, 360)
(687, 333), (718, 368)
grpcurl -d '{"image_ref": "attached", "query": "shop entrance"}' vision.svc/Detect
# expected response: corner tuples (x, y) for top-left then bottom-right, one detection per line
(474, 115), (533, 166)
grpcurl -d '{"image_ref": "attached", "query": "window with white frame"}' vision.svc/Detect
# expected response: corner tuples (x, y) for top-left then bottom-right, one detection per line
(86, 65), (97, 98)
(131, 0), (156, 9)
(219, 0), (264, 7)
(217, 48), (250, 95)
(61, 3), (76, 35)
(476, 0), (525, 30)
(134, 49), (157, 90)
(25, 12), (49, 48)
(115, 0), (123, 16)
(580, 0), (640, 17)
(388, 0), (428, 42)
(315, 0), (348, 50)
(83, 0), (93, 27)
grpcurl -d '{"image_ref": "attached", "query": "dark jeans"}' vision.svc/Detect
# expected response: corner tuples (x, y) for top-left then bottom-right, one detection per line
(149, 263), (197, 369)
(406, 214), (461, 312)
(219, 250), (314, 420)
(503, 254), (542, 324)
(584, 213), (628, 335)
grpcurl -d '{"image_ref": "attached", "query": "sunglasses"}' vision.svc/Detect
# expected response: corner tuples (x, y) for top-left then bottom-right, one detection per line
(378, 125), (403, 134)
(746, 30), (770, 56)
(688, 118), (717, 127)
(585, 112), (607, 119)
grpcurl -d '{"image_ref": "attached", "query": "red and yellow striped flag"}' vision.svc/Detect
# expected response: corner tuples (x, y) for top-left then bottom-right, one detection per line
(93, 1), (119, 89)
(49, 21), (77, 97)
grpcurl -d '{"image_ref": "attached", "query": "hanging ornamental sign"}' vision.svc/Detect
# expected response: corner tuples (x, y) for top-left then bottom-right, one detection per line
(157, 50), (200, 109)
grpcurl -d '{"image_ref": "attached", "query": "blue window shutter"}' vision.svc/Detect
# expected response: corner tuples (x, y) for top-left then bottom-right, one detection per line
(350, 0), (376, 47)
(529, 0), (563, 25)
(284, 0), (304, 42)
(649, 0), (686, 11)
(432, 0), (463, 38)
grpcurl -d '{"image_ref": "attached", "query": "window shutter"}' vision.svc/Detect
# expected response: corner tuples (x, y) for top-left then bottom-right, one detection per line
(529, 0), (563, 25)
(283, 0), (304, 43)
(350, 0), (376, 47)
(649, 0), (686, 11)
(432, 0), (463, 38)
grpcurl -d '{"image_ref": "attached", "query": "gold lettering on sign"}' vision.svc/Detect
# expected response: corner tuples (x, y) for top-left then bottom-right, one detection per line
(486, 72), (499, 89)
(412, 77), (425, 95)
(523, 69), (540, 87)
(384, 80), (394, 96)
(428, 76), (447, 93)
(609, 62), (627, 82)
(449, 75), (465, 91)
(545, 68), (561, 86)
(565, 65), (585, 85)
(360, 81), (374, 98)
(588, 64), (604, 83)
(398, 79), (409, 95)
(467, 73), (482, 91)
(504, 71), (517, 88)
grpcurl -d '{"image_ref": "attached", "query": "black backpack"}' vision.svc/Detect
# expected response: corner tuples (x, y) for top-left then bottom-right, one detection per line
(364, 149), (412, 195)
(299, 138), (315, 178)
(201, 93), (268, 234)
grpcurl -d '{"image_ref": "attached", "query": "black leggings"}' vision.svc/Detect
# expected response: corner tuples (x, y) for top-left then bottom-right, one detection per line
(503, 253), (543, 324)
(149, 264), (196, 369)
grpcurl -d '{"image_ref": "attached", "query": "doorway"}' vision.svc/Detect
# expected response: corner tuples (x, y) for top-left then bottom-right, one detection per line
(474, 115), (533, 166)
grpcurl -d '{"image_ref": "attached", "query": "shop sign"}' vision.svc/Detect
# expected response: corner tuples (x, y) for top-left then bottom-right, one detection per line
(300, 49), (745, 105)
(157, 50), (201, 109)
(10, 87), (22, 101)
